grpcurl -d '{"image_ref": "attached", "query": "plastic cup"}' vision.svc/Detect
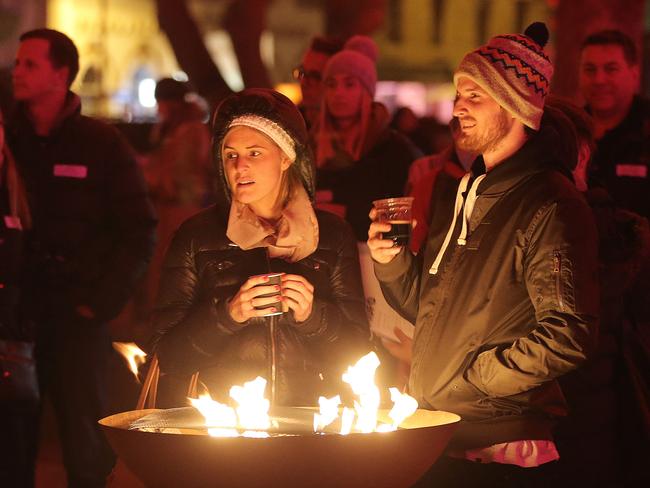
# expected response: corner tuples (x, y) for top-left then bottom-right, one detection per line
(373, 197), (414, 247)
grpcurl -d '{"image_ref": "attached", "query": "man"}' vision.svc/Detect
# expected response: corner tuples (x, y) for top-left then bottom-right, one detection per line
(368, 23), (599, 485)
(8, 29), (156, 486)
(293, 35), (343, 130)
(579, 29), (649, 218)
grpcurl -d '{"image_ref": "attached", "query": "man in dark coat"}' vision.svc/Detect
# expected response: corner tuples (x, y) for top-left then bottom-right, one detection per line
(579, 29), (650, 219)
(7, 29), (156, 486)
(368, 23), (599, 486)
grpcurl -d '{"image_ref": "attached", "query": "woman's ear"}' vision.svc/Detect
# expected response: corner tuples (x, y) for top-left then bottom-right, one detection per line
(280, 156), (293, 172)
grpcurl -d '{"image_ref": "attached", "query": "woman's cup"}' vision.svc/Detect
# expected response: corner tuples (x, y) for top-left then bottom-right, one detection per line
(252, 273), (284, 317)
(373, 197), (414, 247)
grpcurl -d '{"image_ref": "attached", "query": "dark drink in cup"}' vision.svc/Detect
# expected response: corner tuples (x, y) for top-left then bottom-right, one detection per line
(383, 220), (411, 246)
(373, 197), (414, 247)
(252, 273), (284, 317)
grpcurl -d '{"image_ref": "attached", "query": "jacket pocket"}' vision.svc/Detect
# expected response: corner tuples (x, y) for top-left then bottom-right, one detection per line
(551, 249), (575, 312)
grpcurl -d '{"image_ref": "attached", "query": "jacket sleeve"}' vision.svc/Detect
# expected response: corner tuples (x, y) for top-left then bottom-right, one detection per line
(86, 130), (157, 322)
(465, 197), (600, 397)
(150, 226), (249, 374)
(289, 220), (369, 349)
(373, 248), (422, 324)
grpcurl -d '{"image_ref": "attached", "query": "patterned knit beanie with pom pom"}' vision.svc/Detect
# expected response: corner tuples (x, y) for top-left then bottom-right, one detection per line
(454, 22), (554, 130)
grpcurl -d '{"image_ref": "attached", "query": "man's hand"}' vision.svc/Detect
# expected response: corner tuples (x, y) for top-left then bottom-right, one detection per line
(367, 208), (406, 263)
(380, 327), (413, 365)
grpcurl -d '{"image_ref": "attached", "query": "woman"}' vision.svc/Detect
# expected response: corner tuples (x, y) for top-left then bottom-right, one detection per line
(0, 108), (36, 487)
(314, 36), (421, 240)
(151, 89), (369, 406)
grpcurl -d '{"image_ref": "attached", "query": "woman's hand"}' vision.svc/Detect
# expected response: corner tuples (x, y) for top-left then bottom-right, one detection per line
(228, 275), (283, 323)
(281, 274), (314, 323)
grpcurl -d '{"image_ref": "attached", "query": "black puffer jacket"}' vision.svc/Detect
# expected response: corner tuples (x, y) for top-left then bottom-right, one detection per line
(151, 90), (370, 406)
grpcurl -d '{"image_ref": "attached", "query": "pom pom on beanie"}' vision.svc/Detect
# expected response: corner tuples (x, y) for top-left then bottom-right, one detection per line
(323, 35), (378, 97)
(453, 22), (553, 130)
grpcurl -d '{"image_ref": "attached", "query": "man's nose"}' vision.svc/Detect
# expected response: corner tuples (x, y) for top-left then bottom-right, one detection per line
(592, 67), (607, 84)
(453, 99), (467, 118)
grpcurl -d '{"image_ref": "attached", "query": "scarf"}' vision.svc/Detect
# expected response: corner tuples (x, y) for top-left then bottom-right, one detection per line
(226, 185), (319, 262)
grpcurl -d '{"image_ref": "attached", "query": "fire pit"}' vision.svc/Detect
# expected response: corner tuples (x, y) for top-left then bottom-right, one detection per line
(100, 406), (459, 488)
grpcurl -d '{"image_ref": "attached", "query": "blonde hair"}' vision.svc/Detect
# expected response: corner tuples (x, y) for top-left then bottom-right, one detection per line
(316, 89), (373, 167)
(0, 144), (32, 230)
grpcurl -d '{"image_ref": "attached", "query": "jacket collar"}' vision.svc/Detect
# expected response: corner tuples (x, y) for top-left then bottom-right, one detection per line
(10, 91), (81, 138)
(475, 125), (569, 197)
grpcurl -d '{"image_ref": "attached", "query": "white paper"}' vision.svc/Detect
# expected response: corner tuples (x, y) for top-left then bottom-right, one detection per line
(357, 243), (415, 343)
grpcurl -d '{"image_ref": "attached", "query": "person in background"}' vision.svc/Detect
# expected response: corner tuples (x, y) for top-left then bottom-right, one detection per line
(7, 28), (156, 486)
(151, 89), (369, 407)
(134, 77), (213, 330)
(293, 36), (344, 131)
(369, 23), (599, 485)
(389, 106), (432, 155)
(545, 96), (650, 487)
(0, 108), (34, 487)
(315, 35), (420, 241)
(579, 29), (649, 219)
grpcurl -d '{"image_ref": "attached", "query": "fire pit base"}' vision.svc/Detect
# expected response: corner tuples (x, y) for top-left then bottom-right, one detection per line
(100, 407), (460, 488)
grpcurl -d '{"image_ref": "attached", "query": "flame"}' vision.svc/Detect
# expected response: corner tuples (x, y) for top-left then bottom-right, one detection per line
(191, 376), (272, 438)
(313, 351), (419, 435)
(342, 352), (381, 433)
(189, 394), (238, 437)
(229, 377), (271, 438)
(188, 352), (419, 438)
(313, 395), (341, 432)
(340, 407), (355, 435)
(387, 387), (419, 429)
(112, 342), (147, 380)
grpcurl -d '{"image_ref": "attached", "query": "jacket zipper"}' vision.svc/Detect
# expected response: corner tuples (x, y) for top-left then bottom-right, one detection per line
(265, 249), (278, 406)
(553, 251), (564, 312)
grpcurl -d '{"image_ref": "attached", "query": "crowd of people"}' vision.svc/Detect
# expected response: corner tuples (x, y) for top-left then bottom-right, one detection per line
(0, 18), (647, 488)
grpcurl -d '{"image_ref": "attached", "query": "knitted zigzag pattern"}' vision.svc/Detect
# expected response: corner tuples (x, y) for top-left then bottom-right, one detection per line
(477, 46), (549, 96)
(495, 34), (551, 62)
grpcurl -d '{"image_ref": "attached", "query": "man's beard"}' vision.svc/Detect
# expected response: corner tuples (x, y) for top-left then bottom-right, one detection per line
(455, 108), (513, 154)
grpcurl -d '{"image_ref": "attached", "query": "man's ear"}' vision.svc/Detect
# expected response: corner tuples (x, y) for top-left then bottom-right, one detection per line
(631, 64), (641, 89)
(54, 66), (70, 90)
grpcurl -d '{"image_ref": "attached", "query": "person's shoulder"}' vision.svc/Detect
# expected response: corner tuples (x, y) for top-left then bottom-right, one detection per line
(315, 208), (357, 246)
(177, 205), (226, 235)
(166, 205), (230, 253)
(526, 169), (589, 211)
(71, 114), (131, 146)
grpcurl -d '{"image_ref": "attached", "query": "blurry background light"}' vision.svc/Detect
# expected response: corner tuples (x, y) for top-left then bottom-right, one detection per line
(138, 77), (157, 108)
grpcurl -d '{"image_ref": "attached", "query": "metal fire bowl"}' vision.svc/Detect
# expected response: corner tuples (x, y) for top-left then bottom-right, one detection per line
(100, 407), (460, 488)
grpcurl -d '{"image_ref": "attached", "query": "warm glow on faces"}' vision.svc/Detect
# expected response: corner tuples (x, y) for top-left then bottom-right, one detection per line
(300, 50), (330, 108)
(325, 74), (364, 120)
(222, 126), (291, 217)
(452, 77), (514, 154)
(12, 39), (69, 102)
(579, 44), (639, 115)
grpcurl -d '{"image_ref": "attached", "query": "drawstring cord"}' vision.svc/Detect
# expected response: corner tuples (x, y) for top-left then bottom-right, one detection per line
(429, 173), (485, 275)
